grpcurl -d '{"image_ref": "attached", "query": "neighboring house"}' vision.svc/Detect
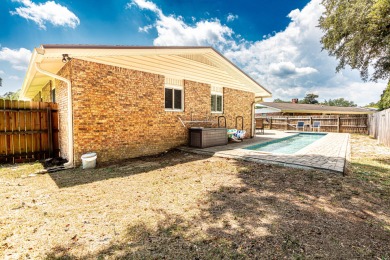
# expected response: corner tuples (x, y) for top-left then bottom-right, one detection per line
(20, 45), (271, 166)
(256, 102), (374, 117)
(255, 106), (280, 116)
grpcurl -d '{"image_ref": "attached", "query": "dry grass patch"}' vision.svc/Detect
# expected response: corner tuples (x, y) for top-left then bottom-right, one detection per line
(350, 134), (390, 190)
(1, 136), (390, 259)
(0, 162), (45, 179)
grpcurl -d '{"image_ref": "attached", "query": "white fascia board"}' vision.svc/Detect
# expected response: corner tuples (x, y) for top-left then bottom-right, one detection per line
(20, 48), (43, 99)
(41, 47), (213, 59)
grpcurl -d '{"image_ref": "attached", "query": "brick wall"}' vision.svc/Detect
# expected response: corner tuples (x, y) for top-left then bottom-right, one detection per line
(41, 81), (52, 102)
(220, 88), (254, 137)
(56, 58), (255, 165)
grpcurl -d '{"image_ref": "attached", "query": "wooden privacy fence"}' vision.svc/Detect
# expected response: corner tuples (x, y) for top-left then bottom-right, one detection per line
(0, 99), (59, 163)
(368, 108), (390, 147)
(258, 115), (368, 134)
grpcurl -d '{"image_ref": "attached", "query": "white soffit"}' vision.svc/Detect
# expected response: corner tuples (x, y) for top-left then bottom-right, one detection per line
(21, 46), (272, 99)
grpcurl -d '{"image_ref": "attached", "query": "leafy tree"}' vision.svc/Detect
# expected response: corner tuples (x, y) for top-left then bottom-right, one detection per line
(273, 98), (290, 103)
(1, 90), (20, 100)
(299, 93), (319, 104)
(319, 0), (390, 82)
(319, 0), (390, 109)
(365, 101), (379, 108)
(322, 98), (357, 107)
(378, 81), (390, 110)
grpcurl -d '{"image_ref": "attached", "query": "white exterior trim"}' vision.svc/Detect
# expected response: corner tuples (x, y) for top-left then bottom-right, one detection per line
(164, 84), (184, 112)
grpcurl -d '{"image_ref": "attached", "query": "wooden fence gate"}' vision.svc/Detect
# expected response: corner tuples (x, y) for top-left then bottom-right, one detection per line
(0, 99), (59, 163)
(368, 108), (390, 147)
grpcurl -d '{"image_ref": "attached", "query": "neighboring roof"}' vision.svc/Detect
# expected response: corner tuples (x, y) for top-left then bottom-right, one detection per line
(255, 107), (281, 114)
(259, 102), (374, 114)
(20, 44), (272, 99)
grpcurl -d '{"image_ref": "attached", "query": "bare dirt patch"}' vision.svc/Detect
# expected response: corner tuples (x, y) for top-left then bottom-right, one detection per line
(1, 136), (390, 259)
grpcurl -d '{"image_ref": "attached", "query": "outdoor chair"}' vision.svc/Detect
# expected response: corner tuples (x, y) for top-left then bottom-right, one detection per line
(255, 118), (265, 135)
(296, 121), (305, 131)
(312, 121), (321, 132)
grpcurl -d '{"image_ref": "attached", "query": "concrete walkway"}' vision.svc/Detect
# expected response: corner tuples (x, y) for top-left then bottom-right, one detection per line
(179, 130), (350, 174)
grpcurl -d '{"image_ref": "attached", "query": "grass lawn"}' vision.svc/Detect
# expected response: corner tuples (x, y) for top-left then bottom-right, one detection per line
(1, 134), (389, 259)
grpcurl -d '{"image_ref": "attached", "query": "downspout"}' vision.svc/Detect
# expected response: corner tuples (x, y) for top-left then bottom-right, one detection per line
(35, 62), (74, 167)
(251, 101), (256, 138)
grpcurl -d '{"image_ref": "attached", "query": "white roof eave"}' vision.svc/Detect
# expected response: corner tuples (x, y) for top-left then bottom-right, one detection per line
(20, 46), (272, 99)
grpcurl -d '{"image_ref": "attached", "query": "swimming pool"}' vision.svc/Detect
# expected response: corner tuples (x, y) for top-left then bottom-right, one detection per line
(245, 133), (327, 154)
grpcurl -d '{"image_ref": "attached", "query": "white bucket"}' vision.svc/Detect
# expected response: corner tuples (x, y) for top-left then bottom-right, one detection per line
(81, 152), (97, 169)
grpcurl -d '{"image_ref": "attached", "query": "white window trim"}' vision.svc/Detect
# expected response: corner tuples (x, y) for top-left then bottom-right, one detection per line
(211, 91), (223, 113)
(165, 84), (184, 112)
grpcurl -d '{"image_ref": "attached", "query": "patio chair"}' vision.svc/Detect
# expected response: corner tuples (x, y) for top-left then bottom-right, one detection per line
(255, 118), (265, 135)
(312, 121), (321, 132)
(296, 121), (305, 131)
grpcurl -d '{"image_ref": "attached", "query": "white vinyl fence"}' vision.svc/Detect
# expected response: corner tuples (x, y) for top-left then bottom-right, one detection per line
(368, 108), (390, 147)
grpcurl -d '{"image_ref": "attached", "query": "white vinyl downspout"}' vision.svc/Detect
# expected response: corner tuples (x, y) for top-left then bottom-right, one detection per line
(35, 62), (74, 167)
(251, 101), (256, 138)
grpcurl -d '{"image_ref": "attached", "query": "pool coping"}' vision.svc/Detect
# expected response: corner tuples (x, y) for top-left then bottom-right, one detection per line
(178, 130), (350, 175)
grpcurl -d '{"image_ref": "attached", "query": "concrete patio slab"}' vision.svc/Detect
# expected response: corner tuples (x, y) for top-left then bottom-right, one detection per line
(179, 130), (350, 174)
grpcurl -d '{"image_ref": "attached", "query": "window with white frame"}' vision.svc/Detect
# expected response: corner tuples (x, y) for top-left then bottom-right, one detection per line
(211, 92), (223, 113)
(165, 84), (184, 111)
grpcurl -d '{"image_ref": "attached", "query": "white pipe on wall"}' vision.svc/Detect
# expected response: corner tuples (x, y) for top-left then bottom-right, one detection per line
(35, 62), (74, 167)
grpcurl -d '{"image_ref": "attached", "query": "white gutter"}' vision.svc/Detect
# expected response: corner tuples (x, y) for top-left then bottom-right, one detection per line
(35, 62), (74, 167)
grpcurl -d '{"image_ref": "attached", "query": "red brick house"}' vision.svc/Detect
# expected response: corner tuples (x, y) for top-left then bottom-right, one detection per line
(20, 45), (271, 166)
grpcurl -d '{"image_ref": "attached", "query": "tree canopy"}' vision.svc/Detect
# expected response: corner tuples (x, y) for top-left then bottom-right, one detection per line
(322, 98), (357, 107)
(365, 101), (379, 108)
(378, 81), (390, 110)
(1, 90), (20, 100)
(273, 98), (290, 103)
(319, 0), (390, 82)
(299, 93), (319, 104)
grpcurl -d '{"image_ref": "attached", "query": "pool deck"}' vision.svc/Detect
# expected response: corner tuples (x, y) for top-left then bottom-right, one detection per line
(179, 130), (350, 174)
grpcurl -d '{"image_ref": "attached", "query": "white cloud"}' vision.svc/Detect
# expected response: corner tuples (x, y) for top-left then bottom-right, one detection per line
(0, 47), (32, 71)
(129, 0), (387, 105)
(8, 75), (20, 80)
(0, 70), (4, 74)
(138, 24), (153, 33)
(11, 0), (80, 29)
(128, 0), (234, 47)
(224, 0), (386, 105)
(126, 0), (161, 14)
(269, 62), (317, 77)
(227, 13), (238, 22)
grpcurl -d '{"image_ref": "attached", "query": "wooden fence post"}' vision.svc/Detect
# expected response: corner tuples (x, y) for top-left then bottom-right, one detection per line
(337, 116), (340, 133)
(47, 106), (53, 158)
(286, 117), (289, 130)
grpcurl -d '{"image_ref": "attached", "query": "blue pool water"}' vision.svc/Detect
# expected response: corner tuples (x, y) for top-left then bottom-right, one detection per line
(245, 133), (327, 154)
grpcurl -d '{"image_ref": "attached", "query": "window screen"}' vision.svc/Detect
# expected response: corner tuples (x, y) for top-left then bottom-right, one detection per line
(216, 95), (222, 112)
(165, 87), (183, 110)
(174, 89), (182, 109)
(211, 94), (223, 113)
(165, 88), (173, 109)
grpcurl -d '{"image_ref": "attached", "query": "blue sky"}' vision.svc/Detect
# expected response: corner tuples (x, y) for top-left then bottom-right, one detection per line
(0, 0), (386, 105)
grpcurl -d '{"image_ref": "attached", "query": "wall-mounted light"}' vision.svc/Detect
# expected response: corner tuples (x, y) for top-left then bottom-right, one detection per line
(62, 54), (71, 63)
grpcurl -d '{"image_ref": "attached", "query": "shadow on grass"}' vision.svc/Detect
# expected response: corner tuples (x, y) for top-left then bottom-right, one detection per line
(48, 150), (213, 188)
(46, 212), (247, 259)
(373, 158), (390, 167)
(351, 164), (390, 196)
(45, 160), (390, 259)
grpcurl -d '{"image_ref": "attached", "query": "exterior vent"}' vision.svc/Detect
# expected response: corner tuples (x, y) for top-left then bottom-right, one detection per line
(165, 77), (183, 86)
